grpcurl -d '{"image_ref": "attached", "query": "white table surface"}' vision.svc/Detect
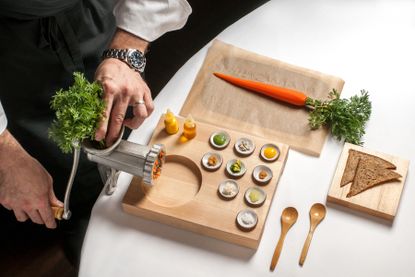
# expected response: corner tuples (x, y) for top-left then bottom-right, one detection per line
(79, 1), (415, 276)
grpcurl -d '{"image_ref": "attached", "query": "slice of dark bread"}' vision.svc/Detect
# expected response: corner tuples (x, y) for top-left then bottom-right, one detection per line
(340, 149), (397, 187)
(346, 158), (401, 197)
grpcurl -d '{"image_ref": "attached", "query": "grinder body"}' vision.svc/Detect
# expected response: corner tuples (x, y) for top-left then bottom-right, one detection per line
(58, 136), (165, 220)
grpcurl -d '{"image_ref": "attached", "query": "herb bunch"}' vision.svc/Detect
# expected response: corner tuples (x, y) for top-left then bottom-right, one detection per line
(306, 89), (371, 145)
(49, 72), (105, 153)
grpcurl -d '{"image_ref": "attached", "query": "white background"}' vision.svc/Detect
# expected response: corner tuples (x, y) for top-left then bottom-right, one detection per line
(79, 1), (415, 276)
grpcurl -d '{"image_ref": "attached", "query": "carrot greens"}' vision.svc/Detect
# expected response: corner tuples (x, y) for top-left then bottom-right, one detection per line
(49, 72), (105, 153)
(307, 89), (371, 145)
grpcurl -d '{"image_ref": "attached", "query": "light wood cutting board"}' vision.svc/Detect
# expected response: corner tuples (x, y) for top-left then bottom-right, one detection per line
(327, 143), (409, 221)
(122, 115), (289, 249)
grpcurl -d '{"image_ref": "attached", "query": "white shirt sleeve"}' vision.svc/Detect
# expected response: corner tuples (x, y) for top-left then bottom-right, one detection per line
(0, 101), (7, 135)
(114, 0), (192, 42)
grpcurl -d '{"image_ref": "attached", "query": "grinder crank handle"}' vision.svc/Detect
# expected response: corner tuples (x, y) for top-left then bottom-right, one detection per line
(53, 142), (81, 220)
(52, 205), (64, 220)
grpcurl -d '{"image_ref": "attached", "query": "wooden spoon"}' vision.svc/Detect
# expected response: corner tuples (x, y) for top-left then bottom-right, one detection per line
(299, 203), (327, 266)
(270, 207), (298, 271)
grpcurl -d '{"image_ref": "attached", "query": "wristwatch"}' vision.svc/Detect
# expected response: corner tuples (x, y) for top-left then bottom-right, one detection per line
(102, 48), (146, 73)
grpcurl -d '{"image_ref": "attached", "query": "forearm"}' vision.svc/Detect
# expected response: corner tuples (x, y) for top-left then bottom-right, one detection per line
(0, 130), (16, 156)
(0, 130), (25, 186)
(109, 28), (149, 53)
(0, 130), (25, 170)
(0, 130), (11, 180)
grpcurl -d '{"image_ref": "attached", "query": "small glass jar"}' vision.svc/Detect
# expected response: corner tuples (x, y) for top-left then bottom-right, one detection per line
(183, 114), (197, 139)
(164, 109), (179, 135)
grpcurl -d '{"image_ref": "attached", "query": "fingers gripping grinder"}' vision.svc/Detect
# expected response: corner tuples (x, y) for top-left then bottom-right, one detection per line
(57, 129), (165, 220)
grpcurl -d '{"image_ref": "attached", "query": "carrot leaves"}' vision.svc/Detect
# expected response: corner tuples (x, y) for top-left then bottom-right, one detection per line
(307, 89), (371, 145)
(49, 72), (105, 153)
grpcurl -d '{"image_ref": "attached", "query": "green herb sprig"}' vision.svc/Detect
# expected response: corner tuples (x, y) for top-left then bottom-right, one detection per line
(49, 72), (105, 153)
(306, 89), (371, 145)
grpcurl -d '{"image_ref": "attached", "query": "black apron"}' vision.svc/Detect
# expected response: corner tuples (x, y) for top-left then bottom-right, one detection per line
(0, 0), (116, 265)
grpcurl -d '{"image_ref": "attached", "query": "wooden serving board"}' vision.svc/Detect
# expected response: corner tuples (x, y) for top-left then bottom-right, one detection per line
(122, 115), (289, 249)
(327, 143), (409, 221)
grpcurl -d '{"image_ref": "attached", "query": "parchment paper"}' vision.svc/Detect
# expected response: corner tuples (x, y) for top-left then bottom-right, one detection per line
(180, 40), (345, 156)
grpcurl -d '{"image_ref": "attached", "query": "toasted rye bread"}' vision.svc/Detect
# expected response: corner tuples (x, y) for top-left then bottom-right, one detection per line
(340, 149), (397, 187)
(346, 158), (402, 197)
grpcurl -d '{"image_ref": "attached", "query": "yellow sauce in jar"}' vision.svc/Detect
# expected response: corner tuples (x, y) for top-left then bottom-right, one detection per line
(164, 109), (179, 135)
(183, 114), (196, 139)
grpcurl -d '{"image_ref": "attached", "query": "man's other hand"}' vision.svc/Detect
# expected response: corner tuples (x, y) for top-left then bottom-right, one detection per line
(0, 130), (63, 228)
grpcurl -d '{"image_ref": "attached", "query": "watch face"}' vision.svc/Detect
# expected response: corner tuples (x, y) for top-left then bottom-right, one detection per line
(127, 50), (146, 72)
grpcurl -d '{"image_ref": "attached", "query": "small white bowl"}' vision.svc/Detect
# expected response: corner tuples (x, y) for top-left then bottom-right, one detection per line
(236, 209), (258, 231)
(252, 165), (273, 184)
(234, 137), (255, 156)
(210, 131), (231, 149)
(244, 187), (266, 207)
(226, 159), (246, 177)
(218, 179), (239, 200)
(260, 143), (280, 162)
(201, 152), (223, 171)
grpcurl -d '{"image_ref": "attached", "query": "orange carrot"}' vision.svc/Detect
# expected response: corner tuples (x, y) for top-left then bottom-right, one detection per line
(213, 72), (308, 106)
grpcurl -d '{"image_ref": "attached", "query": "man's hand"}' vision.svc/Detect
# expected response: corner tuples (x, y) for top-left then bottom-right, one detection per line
(94, 29), (154, 146)
(0, 130), (63, 228)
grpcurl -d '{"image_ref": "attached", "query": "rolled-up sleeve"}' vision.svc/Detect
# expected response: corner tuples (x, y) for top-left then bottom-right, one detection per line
(0, 101), (7, 135)
(114, 0), (192, 42)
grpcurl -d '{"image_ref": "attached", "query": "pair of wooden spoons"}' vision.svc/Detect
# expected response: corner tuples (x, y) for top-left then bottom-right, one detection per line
(270, 203), (326, 271)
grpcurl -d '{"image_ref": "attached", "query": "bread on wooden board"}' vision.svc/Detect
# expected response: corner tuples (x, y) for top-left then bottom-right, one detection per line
(346, 157), (402, 197)
(340, 149), (397, 187)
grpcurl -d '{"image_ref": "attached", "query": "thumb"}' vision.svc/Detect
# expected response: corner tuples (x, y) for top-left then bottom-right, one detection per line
(49, 188), (64, 207)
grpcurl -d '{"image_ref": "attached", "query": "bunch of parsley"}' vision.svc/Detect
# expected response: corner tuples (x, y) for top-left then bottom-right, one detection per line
(306, 89), (371, 145)
(49, 72), (105, 153)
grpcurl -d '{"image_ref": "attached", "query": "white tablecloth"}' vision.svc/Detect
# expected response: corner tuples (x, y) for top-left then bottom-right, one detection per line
(79, 1), (415, 276)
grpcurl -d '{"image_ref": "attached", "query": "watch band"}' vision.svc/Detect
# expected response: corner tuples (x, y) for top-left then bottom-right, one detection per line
(102, 48), (146, 73)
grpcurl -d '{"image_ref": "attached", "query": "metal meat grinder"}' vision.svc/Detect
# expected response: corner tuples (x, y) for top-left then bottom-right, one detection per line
(57, 130), (165, 220)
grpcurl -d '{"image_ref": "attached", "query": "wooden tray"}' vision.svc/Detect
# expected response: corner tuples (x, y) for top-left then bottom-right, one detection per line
(327, 143), (409, 221)
(122, 115), (289, 249)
